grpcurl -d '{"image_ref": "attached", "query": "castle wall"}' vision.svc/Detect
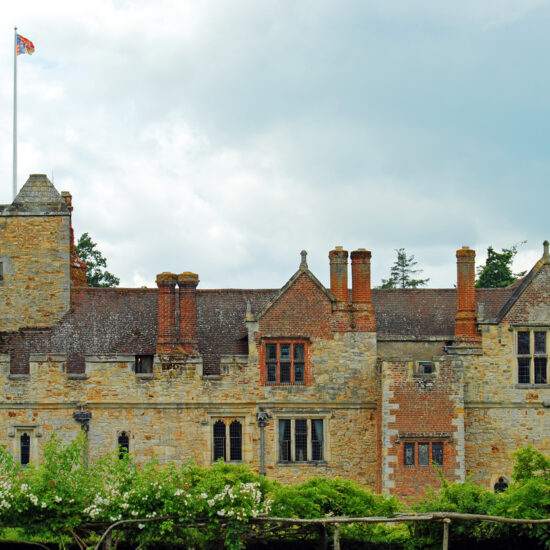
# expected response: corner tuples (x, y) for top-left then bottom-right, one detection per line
(0, 213), (70, 332)
(463, 321), (550, 488)
(380, 356), (464, 498)
(0, 330), (379, 488)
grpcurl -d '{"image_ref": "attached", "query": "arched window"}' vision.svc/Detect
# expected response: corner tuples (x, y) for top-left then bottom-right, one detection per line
(494, 477), (508, 493)
(118, 431), (129, 459)
(229, 421), (242, 461)
(20, 433), (30, 465)
(213, 421), (226, 461)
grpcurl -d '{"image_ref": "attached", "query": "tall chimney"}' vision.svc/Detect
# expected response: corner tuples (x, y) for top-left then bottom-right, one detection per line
(177, 272), (199, 354)
(351, 249), (372, 304)
(329, 246), (349, 302)
(156, 272), (178, 354)
(455, 247), (478, 343)
(351, 249), (376, 331)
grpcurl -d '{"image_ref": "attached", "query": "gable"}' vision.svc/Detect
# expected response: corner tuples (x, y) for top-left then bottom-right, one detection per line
(258, 271), (333, 338)
(501, 263), (550, 325)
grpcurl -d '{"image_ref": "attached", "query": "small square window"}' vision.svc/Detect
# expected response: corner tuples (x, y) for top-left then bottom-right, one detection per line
(135, 355), (153, 374)
(418, 361), (434, 375)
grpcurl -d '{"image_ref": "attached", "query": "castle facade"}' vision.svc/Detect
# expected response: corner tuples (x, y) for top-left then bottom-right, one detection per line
(1, 174), (549, 498)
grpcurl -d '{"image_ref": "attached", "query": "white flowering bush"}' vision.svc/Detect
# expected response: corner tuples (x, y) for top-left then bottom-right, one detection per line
(0, 436), (274, 549)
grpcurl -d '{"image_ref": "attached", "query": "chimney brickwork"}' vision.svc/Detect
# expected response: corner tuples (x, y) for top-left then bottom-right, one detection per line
(351, 249), (376, 332)
(329, 247), (349, 302)
(178, 272), (200, 354)
(156, 272), (178, 354)
(455, 247), (479, 343)
(329, 247), (350, 331)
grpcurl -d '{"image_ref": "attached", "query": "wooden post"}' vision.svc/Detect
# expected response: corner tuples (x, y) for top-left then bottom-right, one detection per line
(442, 518), (450, 550)
(333, 523), (341, 550)
(319, 524), (328, 550)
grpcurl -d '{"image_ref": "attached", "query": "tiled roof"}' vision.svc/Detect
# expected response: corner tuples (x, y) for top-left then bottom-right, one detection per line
(4, 174), (69, 214)
(372, 287), (514, 338)
(0, 285), (516, 373)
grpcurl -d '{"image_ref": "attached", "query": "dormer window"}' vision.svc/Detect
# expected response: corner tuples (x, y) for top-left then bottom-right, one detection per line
(264, 341), (307, 385)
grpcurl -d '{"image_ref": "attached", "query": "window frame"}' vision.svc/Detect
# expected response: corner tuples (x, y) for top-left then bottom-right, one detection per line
(9, 426), (40, 466)
(212, 419), (243, 463)
(277, 417), (326, 463)
(263, 339), (308, 386)
(516, 328), (548, 385)
(403, 441), (445, 467)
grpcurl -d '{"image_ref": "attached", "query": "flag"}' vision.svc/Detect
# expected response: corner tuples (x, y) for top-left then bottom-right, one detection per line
(16, 34), (35, 56)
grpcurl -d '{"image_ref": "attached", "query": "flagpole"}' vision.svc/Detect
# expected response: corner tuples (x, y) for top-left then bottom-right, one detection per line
(13, 26), (17, 200)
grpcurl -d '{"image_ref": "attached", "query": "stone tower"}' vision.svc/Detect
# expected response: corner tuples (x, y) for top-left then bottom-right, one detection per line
(0, 174), (71, 331)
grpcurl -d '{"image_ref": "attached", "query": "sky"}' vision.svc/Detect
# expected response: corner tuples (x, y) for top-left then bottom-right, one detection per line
(1, 0), (549, 290)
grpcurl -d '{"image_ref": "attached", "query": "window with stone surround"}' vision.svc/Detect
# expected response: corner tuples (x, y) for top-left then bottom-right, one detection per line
(264, 341), (307, 385)
(278, 418), (324, 463)
(118, 431), (129, 459)
(403, 441), (444, 467)
(20, 433), (30, 465)
(213, 419), (242, 462)
(517, 329), (548, 385)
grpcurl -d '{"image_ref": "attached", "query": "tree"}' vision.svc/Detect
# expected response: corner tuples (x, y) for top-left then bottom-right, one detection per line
(476, 243), (526, 288)
(379, 248), (429, 289)
(75, 232), (120, 287)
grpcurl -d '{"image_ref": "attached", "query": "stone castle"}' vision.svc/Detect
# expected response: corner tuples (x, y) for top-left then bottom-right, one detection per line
(1, 174), (549, 498)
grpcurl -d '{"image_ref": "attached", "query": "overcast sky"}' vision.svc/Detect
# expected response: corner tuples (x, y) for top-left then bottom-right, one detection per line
(1, 1), (549, 289)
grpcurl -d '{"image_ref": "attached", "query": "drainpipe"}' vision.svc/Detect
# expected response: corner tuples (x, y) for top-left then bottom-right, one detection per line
(73, 406), (92, 468)
(256, 408), (271, 476)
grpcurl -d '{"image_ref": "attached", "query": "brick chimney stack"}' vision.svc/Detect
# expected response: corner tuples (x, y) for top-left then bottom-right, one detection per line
(351, 249), (372, 304)
(329, 246), (349, 302)
(178, 272), (199, 354)
(455, 247), (479, 343)
(156, 272), (178, 354)
(351, 249), (376, 331)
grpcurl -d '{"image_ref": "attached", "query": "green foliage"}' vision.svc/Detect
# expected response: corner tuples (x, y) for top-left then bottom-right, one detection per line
(379, 248), (429, 289)
(3, 441), (550, 548)
(269, 477), (406, 546)
(476, 242), (526, 288)
(512, 446), (550, 483)
(75, 232), (120, 287)
(0, 436), (273, 550)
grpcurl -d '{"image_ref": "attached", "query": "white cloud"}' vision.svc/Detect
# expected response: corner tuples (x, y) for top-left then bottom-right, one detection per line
(0, 1), (548, 291)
